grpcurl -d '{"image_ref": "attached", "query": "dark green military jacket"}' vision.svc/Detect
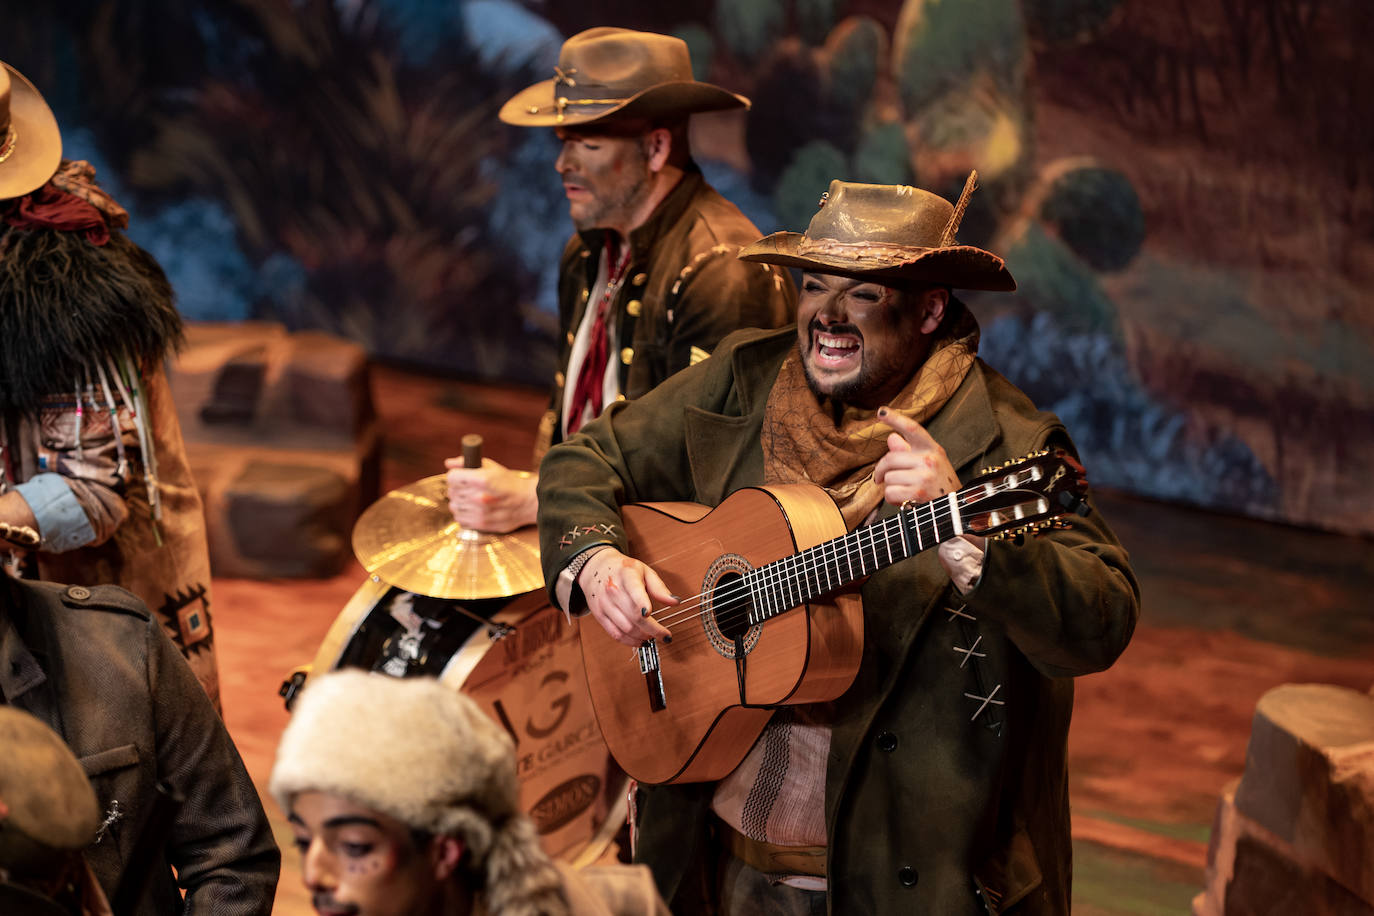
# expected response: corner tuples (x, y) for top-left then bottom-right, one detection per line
(537, 328), (1139, 915)
(538, 166), (795, 457)
(0, 575), (279, 915)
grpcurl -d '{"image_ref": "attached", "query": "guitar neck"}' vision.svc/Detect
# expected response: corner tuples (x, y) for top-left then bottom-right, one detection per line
(745, 491), (966, 623)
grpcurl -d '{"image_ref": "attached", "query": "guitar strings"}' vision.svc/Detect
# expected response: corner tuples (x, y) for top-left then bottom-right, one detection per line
(652, 477), (987, 633)
(640, 493), (956, 656)
(645, 471), (1045, 644)
(646, 471), (1058, 657)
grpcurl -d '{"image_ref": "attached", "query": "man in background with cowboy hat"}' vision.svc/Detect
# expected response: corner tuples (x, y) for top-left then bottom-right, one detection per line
(536, 176), (1139, 914)
(0, 59), (223, 710)
(445, 27), (794, 534)
(273, 670), (671, 916)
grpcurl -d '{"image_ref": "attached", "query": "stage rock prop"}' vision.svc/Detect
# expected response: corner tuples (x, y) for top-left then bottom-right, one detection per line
(168, 322), (380, 578)
(1193, 683), (1374, 916)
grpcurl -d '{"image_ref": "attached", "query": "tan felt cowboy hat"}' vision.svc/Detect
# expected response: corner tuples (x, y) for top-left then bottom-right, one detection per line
(740, 172), (1016, 291)
(0, 61), (62, 199)
(500, 27), (748, 128)
(0, 706), (101, 874)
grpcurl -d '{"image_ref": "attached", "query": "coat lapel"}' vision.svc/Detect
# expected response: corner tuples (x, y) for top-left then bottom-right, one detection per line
(683, 330), (791, 506)
(925, 359), (1001, 474)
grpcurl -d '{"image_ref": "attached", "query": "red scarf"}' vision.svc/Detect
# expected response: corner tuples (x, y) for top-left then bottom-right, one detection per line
(3, 160), (128, 246)
(566, 239), (632, 435)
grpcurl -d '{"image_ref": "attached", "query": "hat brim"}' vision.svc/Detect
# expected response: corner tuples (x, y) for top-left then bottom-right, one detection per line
(739, 232), (1017, 292)
(0, 64), (61, 199)
(499, 78), (748, 127)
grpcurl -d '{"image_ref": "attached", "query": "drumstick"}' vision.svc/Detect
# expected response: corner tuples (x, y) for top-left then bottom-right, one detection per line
(462, 433), (483, 469)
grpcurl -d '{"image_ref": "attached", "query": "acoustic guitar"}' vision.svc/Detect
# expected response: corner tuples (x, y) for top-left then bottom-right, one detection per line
(577, 449), (1090, 785)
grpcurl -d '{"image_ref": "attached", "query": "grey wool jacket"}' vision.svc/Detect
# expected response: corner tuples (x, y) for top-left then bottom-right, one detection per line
(0, 575), (279, 915)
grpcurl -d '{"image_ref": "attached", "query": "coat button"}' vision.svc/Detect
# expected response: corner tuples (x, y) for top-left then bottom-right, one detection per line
(620, 347), (634, 365)
(566, 331), (576, 345)
(898, 866), (918, 887)
(554, 371), (565, 387)
(876, 731), (898, 752)
(631, 272), (647, 286)
(625, 299), (642, 317)
(580, 288), (590, 302)
(66, 585), (92, 600)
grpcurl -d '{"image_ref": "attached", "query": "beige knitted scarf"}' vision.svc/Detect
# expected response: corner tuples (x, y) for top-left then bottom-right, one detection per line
(761, 301), (980, 529)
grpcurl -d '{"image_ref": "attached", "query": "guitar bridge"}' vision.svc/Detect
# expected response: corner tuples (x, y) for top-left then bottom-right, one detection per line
(638, 640), (666, 712)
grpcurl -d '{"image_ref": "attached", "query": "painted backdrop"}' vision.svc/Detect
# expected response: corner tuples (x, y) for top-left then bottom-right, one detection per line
(4, 0), (1371, 535)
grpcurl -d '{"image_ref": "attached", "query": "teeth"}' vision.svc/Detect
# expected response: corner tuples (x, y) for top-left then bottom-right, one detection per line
(817, 335), (857, 350)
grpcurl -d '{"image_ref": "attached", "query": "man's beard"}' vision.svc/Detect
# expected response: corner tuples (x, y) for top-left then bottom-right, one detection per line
(567, 138), (653, 233)
(799, 322), (872, 404)
(570, 170), (651, 232)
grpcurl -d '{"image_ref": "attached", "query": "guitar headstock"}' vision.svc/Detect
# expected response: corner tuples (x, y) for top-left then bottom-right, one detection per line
(962, 449), (1090, 541)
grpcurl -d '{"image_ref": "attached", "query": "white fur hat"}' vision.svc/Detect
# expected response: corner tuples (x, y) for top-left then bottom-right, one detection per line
(271, 670), (568, 916)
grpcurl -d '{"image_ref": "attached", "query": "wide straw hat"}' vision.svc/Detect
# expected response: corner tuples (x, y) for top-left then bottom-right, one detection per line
(740, 172), (1016, 291)
(0, 62), (61, 199)
(500, 27), (748, 127)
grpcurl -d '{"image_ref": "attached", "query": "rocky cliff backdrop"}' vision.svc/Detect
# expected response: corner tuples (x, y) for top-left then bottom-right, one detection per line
(4, 0), (1370, 534)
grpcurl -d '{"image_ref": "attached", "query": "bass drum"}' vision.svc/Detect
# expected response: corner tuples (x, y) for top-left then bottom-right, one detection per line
(298, 576), (628, 866)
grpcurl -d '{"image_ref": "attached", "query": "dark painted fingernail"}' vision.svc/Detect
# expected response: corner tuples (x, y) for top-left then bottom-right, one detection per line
(640, 607), (648, 617)
(877, 406), (888, 417)
(663, 634), (673, 644)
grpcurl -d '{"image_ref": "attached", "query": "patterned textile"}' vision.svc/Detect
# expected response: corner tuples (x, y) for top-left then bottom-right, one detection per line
(761, 301), (980, 529)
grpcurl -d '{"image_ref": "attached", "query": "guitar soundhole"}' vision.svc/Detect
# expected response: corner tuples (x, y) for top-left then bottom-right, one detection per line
(702, 554), (761, 659)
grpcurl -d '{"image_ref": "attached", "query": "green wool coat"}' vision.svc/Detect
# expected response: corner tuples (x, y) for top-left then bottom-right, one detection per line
(537, 328), (1140, 915)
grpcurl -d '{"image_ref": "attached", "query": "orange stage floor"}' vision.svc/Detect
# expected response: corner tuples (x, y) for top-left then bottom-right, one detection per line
(212, 365), (1374, 915)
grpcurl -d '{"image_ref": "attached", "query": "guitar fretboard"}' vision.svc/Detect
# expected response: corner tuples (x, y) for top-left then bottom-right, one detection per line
(742, 491), (969, 624)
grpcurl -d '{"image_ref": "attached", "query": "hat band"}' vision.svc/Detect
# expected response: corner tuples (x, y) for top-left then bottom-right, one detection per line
(527, 95), (630, 123)
(796, 235), (940, 265)
(0, 127), (16, 164)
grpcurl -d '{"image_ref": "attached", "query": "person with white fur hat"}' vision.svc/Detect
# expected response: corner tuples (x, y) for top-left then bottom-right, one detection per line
(271, 670), (669, 916)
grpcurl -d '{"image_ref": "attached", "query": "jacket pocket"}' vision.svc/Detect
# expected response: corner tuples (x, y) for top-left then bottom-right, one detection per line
(79, 743), (140, 778)
(973, 825), (1043, 914)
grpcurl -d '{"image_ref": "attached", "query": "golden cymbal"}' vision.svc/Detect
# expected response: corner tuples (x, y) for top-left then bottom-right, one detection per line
(351, 474), (543, 600)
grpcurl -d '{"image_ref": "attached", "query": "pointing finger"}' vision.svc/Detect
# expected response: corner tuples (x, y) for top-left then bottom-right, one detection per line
(876, 407), (939, 451)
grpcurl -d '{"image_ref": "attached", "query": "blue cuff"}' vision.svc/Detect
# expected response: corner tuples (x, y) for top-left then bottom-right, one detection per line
(13, 474), (97, 552)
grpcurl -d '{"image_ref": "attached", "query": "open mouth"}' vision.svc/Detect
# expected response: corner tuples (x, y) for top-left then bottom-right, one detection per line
(812, 332), (861, 368)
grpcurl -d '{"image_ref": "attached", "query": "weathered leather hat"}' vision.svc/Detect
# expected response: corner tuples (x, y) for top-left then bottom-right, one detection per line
(0, 707), (100, 874)
(500, 27), (748, 127)
(740, 172), (1016, 291)
(0, 62), (62, 199)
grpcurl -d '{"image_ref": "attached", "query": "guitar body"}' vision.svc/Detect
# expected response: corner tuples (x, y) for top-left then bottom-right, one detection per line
(579, 485), (863, 785)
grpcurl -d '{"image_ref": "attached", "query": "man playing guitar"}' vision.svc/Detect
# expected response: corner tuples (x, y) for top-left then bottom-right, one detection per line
(537, 175), (1140, 915)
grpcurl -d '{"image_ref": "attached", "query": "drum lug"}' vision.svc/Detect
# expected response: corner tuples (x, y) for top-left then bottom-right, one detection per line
(279, 667), (310, 711)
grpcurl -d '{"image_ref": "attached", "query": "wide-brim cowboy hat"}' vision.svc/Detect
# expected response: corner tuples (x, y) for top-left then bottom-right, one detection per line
(0, 62), (62, 199)
(500, 27), (748, 128)
(740, 173), (1016, 291)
